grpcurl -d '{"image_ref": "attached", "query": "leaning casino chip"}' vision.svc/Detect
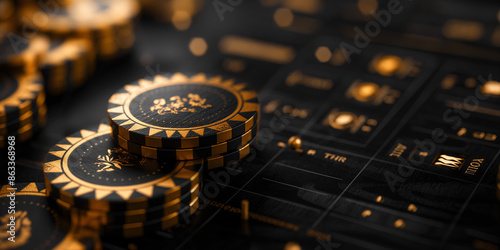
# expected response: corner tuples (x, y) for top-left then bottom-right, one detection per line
(41, 38), (96, 96)
(107, 73), (260, 149)
(19, 0), (139, 60)
(0, 34), (50, 73)
(0, 182), (97, 249)
(0, 72), (45, 124)
(43, 123), (202, 212)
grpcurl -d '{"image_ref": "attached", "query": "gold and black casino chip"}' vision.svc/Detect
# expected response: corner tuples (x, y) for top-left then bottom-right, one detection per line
(43, 123), (202, 212)
(41, 38), (96, 96)
(0, 72), (44, 123)
(53, 183), (200, 226)
(100, 196), (200, 238)
(0, 182), (97, 249)
(0, 100), (46, 136)
(107, 73), (260, 149)
(112, 122), (258, 160)
(0, 34), (50, 73)
(184, 137), (254, 170)
(19, 0), (139, 60)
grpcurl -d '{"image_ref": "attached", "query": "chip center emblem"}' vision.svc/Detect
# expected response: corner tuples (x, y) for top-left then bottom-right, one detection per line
(127, 83), (240, 128)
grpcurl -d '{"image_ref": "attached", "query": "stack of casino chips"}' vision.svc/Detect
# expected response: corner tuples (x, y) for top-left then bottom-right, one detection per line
(41, 72), (259, 237)
(43, 123), (202, 238)
(0, 0), (140, 97)
(0, 0), (140, 147)
(106, 72), (260, 170)
(18, 0), (140, 95)
(0, 73), (47, 148)
(0, 182), (98, 248)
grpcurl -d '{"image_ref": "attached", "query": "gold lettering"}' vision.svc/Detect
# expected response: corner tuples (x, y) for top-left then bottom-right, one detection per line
(465, 158), (484, 175)
(389, 143), (407, 157)
(324, 152), (347, 163)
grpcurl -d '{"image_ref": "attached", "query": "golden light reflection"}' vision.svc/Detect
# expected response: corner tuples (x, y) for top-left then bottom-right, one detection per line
(328, 112), (355, 130)
(189, 37), (208, 56)
(284, 242), (302, 250)
(274, 8), (294, 27)
(361, 210), (372, 218)
(351, 82), (379, 102)
(375, 55), (402, 76)
(481, 81), (500, 97)
(407, 204), (417, 212)
(172, 10), (192, 30)
(357, 0), (378, 16)
(442, 19), (484, 41)
(315, 46), (331, 63)
(394, 219), (405, 228)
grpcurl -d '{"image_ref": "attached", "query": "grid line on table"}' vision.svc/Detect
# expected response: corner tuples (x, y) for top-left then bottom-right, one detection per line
(311, 72), (440, 228)
(372, 158), (495, 189)
(176, 81), (336, 249)
(196, 180), (440, 248)
(174, 147), (286, 250)
(439, 149), (500, 249)
(262, 177), (332, 196)
(274, 162), (344, 181)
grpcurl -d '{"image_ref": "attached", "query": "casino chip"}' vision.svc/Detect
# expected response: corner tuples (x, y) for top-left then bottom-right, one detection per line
(19, 0), (139, 60)
(0, 182), (97, 249)
(0, 34), (50, 73)
(0, 72), (47, 148)
(107, 73), (260, 149)
(41, 38), (96, 96)
(100, 196), (200, 238)
(113, 122), (257, 160)
(43, 123), (202, 212)
(53, 183), (200, 225)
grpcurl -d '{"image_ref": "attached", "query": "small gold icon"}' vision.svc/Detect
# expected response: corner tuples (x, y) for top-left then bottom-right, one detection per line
(150, 93), (212, 115)
(407, 204), (418, 212)
(288, 136), (302, 151)
(394, 219), (405, 228)
(361, 210), (372, 218)
(368, 54), (421, 78)
(480, 80), (500, 97)
(433, 154), (465, 169)
(374, 55), (402, 76)
(241, 200), (249, 220)
(346, 81), (399, 105)
(349, 82), (379, 102)
(327, 111), (356, 130)
(324, 109), (377, 134)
